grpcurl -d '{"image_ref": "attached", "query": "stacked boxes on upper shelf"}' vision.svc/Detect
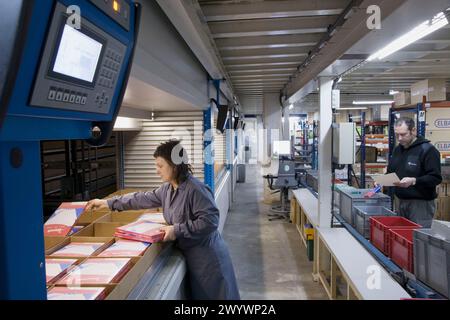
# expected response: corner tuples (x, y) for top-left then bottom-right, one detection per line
(425, 107), (450, 159)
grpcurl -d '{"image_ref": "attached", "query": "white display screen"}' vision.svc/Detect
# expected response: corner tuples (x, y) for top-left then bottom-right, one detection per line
(53, 24), (103, 83)
(273, 140), (291, 156)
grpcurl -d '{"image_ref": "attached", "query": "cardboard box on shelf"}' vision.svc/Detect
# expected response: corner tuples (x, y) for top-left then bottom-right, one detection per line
(435, 197), (450, 221)
(437, 183), (448, 197)
(75, 209), (110, 224)
(45, 236), (114, 257)
(425, 130), (450, 156)
(105, 189), (143, 199)
(44, 236), (68, 251)
(74, 222), (126, 237)
(411, 79), (446, 104)
(106, 243), (164, 299)
(351, 175), (375, 189)
(394, 91), (411, 106)
(96, 211), (146, 224)
(425, 108), (450, 131)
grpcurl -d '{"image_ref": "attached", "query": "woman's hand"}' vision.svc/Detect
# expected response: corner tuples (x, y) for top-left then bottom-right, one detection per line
(85, 199), (109, 212)
(160, 225), (176, 242)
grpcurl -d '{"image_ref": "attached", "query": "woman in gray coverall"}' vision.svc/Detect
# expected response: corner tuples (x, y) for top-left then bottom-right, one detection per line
(86, 140), (240, 300)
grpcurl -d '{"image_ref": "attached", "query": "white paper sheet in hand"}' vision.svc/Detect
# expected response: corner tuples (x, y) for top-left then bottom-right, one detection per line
(373, 173), (400, 186)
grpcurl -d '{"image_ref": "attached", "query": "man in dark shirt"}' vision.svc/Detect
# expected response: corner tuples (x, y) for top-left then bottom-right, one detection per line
(387, 117), (442, 227)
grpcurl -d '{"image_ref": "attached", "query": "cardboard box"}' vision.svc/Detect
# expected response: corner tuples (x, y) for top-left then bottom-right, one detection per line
(106, 243), (164, 299)
(425, 130), (450, 156)
(372, 105), (390, 121)
(44, 236), (68, 251)
(75, 222), (126, 237)
(96, 211), (149, 223)
(437, 183), (448, 197)
(425, 108), (450, 131)
(46, 236), (114, 257)
(435, 197), (450, 221)
(105, 189), (143, 199)
(394, 91), (411, 106)
(351, 175), (375, 189)
(76, 209), (110, 224)
(411, 79), (446, 104)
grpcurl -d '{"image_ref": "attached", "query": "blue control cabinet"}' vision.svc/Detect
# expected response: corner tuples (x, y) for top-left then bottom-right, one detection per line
(0, 0), (140, 299)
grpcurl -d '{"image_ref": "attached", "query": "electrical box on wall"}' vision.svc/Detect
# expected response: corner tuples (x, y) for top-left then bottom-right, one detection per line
(332, 89), (340, 109)
(332, 122), (355, 165)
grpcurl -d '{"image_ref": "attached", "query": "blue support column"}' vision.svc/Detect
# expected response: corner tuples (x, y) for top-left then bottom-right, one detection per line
(226, 108), (232, 171)
(417, 103), (426, 138)
(360, 111), (366, 188)
(203, 106), (215, 192)
(347, 114), (353, 185)
(0, 141), (47, 299)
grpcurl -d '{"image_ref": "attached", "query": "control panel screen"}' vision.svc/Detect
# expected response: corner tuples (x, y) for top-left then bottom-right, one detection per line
(52, 24), (103, 83)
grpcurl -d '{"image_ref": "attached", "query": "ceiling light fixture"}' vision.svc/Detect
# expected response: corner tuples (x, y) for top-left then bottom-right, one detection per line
(367, 11), (448, 61)
(352, 100), (394, 105)
(336, 107), (368, 110)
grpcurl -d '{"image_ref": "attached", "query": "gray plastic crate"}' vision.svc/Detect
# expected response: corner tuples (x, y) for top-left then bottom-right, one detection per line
(414, 228), (450, 298)
(354, 206), (396, 238)
(338, 188), (391, 226)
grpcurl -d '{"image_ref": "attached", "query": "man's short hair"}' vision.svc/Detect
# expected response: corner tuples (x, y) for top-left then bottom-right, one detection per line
(394, 117), (415, 131)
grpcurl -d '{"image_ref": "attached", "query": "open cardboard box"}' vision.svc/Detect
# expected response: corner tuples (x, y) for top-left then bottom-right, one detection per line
(47, 284), (116, 300)
(49, 243), (165, 300)
(105, 189), (143, 199)
(75, 209), (110, 224)
(96, 210), (147, 223)
(45, 257), (85, 286)
(44, 236), (68, 251)
(46, 236), (114, 257)
(74, 222), (126, 237)
(106, 243), (165, 299)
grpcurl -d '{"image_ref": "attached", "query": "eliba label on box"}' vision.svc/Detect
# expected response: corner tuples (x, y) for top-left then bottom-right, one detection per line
(434, 119), (450, 129)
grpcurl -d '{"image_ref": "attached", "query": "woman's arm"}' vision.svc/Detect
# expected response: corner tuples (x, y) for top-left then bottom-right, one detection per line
(107, 186), (165, 211)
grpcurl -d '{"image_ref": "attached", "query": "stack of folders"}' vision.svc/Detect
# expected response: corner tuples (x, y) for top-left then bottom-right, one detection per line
(98, 240), (149, 257)
(55, 258), (132, 285)
(50, 242), (105, 257)
(45, 258), (78, 284)
(115, 221), (165, 243)
(44, 202), (87, 236)
(47, 287), (106, 300)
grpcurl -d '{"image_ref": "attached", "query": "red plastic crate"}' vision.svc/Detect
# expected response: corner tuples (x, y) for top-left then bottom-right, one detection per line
(369, 216), (421, 255)
(388, 228), (417, 273)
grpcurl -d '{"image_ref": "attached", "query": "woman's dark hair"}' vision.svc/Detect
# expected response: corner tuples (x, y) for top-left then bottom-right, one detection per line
(153, 140), (193, 184)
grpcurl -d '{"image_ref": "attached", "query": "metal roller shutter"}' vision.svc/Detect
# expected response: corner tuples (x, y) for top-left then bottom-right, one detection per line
(123, 111), (204, 189)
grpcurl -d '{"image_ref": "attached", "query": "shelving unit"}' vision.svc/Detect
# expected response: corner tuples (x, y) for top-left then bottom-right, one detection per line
(293, 120), (318, 169)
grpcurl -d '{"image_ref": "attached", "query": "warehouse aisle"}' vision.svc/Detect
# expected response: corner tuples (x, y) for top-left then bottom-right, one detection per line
(222, 165), (327, 300)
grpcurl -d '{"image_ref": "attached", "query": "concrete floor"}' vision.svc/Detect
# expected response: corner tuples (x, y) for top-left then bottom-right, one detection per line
(222, 164), (328, 300)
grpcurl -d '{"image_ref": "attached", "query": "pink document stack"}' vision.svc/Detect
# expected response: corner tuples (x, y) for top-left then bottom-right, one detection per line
(50, 242), (105, 257)
(114, 221), (165, 243)
(98, 240), (149, 257)
(55, 258), (132, 285)
(45, 258), (78, 284)
(47, 287), (106, 300)
(44, 202), (87, 236)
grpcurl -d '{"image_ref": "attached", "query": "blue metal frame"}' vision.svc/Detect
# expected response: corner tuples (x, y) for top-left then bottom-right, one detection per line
(0, 0), (137, 299)
(360, 111), (366, 188)
(203, 106), (214, 192)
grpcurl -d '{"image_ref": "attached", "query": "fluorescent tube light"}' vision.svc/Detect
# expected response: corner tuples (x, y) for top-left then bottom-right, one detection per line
(389, 90), (399, 95)
(368, 11), (448, 61)
(352, 100), (393, 105)
(336, 107), (368, 110)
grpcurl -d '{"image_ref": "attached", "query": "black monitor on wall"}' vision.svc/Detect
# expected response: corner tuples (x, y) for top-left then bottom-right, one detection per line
(211, 98), (228, 133)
